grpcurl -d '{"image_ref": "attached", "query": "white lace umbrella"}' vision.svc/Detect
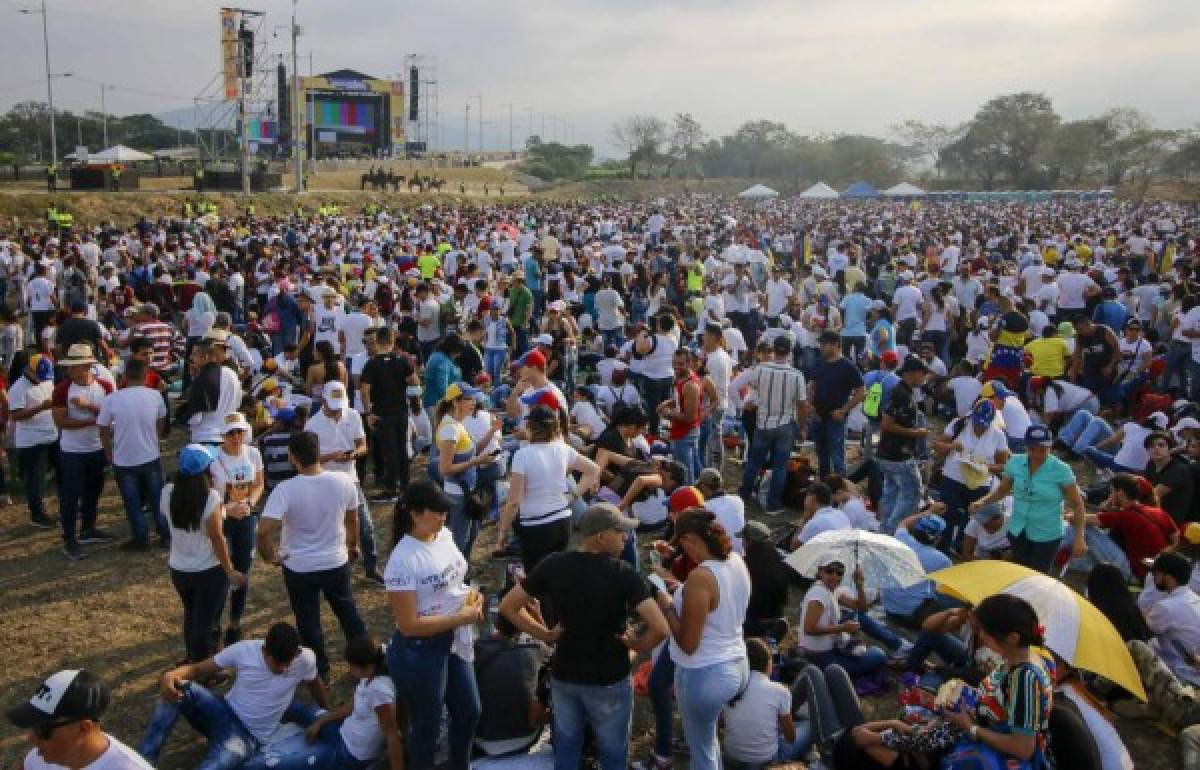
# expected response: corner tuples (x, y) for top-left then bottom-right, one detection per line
(786, 529), (926, 590)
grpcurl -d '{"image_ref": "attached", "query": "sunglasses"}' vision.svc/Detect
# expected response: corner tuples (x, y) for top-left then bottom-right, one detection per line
(33, 719), (79, 740)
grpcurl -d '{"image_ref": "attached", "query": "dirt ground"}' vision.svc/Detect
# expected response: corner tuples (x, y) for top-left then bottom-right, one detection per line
(0, 437), (1184, 768)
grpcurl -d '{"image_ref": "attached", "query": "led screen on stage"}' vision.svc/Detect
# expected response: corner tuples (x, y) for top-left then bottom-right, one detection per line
(312, 101), (377, 135)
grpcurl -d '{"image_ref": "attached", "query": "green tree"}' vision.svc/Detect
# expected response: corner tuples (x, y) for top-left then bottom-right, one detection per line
(666, 112), (705, 178)
(523, 136), (594, 181)
(889, 120), (962, 178)
(609, 115), (667, 179)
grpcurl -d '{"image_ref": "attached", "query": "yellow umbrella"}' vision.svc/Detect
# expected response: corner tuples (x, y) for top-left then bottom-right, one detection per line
(929, 560), (1146, 701)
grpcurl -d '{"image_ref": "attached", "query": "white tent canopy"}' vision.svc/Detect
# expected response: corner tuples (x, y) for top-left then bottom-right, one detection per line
(882, 182), (926, 197)
(90, 145), (154, 163)
(737, 183), (779, 199)
(799, 182), (839, 199)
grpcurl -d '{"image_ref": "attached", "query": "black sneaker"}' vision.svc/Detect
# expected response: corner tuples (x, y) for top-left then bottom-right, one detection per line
(120, 539), (151, 552)
(63, 541), (84, 561)
(30, 515), (56, 530)
(78, 529), (115, 544)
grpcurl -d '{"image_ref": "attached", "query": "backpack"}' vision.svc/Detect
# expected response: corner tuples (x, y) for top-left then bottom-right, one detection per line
(863, 379), (885, 419)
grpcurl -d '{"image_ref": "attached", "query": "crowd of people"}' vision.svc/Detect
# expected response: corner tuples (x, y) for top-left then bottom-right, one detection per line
(2, 194), (1200, 769)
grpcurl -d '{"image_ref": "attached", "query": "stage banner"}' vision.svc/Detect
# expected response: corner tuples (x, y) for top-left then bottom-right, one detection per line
(220, 10), (240, 100)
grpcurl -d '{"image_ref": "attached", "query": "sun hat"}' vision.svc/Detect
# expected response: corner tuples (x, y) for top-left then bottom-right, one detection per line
(322, 382), (350, 410)
(179, 443), (218, 476)
(60, 343), (97, 366)
(6, 670), (110, 730)
(221, 412), (252, 434)
(202, 328), (230, 345)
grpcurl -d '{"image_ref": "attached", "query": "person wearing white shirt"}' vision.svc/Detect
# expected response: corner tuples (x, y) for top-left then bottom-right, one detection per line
(1138, 551), (1200, 686)
(696, 468), (745, 555)
(97, 359), (170, 550)
(257, 430), (366, 680)
(764, 270), (794, 319)
(933, 400), (1011, 549)
(338, 299), (382, 360)
(8, 355), (59, 529)
(790, 483), (851, 548)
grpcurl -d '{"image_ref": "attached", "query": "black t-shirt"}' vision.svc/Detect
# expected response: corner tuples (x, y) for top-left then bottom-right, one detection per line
(594, 425), (630, 457)
(55, 317), (103, 356)
(359, 352), (414, 416)
(522, 550), (651, 686)
(876, 380), (919, 461)
(473, 637), (551, 749)
(810, 356), (864, 418)
(1146, 455), (1196, 525)
(457, 343), (484, 385)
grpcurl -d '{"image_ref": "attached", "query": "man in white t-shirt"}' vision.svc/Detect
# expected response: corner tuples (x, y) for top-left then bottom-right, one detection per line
(338, 298), (381, 360)
(304, 381), (381, 584)
(312, 288), (345, 355)
(8, 354), (59, 529)
(696, 468), (745, 554)
(722, 639), (807, 766)
(52, 344), (116, 560)
(8, 669), (153, 770)
(891, 277), (924, 347)
(258, 430), (366, 680)
(139, 622), (327, 767)
(97, 359), (170, 551)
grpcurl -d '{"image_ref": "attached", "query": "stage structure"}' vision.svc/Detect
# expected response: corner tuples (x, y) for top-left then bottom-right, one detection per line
(294, 70), (405, 159)
(403, 54), (439, 156)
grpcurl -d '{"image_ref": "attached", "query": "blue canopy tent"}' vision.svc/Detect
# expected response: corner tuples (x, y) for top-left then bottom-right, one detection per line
(842, 181), (879, 198)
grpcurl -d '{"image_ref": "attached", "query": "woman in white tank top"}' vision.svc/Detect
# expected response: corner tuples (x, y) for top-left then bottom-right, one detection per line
(653, 509), (750, 770)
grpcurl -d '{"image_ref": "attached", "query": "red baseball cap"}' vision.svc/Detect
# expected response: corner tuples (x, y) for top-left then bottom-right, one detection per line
(517, 349), (547, 369)
(881, 351), (900, 368)
(668, 486), (705, 514)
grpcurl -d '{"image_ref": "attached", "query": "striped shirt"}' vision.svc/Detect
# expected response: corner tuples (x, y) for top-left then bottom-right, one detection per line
(735, 361), (807, 430)
(130, 321), (174, 372)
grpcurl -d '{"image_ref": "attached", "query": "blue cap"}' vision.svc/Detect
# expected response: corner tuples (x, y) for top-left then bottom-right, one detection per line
(1025, 424), (1053, 447)
(178, 444), (217, 476)
(913, 514), (946, 538)
(971, 399), (996, 427)
(271, 407), (297, 425)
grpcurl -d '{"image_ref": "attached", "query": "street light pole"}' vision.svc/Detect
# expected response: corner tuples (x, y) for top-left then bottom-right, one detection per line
(19, 1), (58, 167)
(99, 83), (113, 148)
(291, 0), (303, 192)
(464, 103), (470, 156)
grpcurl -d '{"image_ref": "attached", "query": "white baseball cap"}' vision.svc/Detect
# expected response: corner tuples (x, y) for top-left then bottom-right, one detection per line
(322, 382), (350, 410)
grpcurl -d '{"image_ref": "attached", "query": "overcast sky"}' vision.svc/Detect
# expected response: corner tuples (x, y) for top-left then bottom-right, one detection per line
(2, 0), (1197, 153)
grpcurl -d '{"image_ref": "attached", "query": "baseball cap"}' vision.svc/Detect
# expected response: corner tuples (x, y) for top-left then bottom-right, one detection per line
(913, 514), (947, 538)
(322, 382), (350, 410)
(517, 349), (547, 369)
(577, 502), (640, 537)
(880, 350), (900, 367)
(697, 468), (723, 488)
(443, 381), (483, 403)
(739, 520), (772, 544)
(771, 335), (793, 354)
(1057, 321), (1076, 338)
(271, 407), (298, 425)
(179, 443), (218, 476)
(1184, 522), (1200, 546)
(1024, 424), (1053, 447)
(520, 388), (562, 411)
(668, 486), (705, 514)
(221, 412), (252, 434)
(971, 399), (996, 427)
(898, 357), (929, 375)
(972, 502), (1005, 524)
(6, 670), (110, 730)
(534, 333), (555, 346)
(1172, 417), (1200, 438)
(980, 380), (1010, 399)
(818, 329), (840, 346)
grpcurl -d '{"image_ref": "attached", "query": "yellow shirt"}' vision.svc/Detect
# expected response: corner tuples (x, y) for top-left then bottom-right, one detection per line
(1024, 337), (1070, 377)
(417, 253), (441, 280)
(1042, 246), (1059, 267)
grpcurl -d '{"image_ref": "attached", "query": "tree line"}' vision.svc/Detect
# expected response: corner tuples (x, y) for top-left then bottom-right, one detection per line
(0, 100), (205, 163)
(608, 92), (1200, 191)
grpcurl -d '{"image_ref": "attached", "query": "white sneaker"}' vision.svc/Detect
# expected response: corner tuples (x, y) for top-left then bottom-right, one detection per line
(890, 639), (915, 662)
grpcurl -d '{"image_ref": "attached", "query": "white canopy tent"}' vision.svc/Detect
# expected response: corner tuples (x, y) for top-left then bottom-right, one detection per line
(882, 182), (926, 197)
(737, 183), (779, 199)
(799, 182), (839, 199)
(89, 145), (154, 163)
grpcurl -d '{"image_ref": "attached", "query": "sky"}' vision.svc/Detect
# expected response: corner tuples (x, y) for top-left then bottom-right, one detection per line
(1, 0), (1197, 154)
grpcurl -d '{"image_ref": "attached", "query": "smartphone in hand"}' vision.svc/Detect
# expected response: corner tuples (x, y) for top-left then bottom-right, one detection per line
(647, 573), (668, 595)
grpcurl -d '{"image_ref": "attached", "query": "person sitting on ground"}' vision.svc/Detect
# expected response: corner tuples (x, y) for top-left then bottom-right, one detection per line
(740, 520), (797, 637)
(139, 622), (327, 768)
(960, 501), (1011, 561)
(789, 481), (852, 548)
(883, 513), (954, 631)
(721, 637), (812, 767)
(799, 556), (889, 677)
(1137, 551), (1200, 686)
(7, 669), (153, 769)
(1063, 473), (1178, 581)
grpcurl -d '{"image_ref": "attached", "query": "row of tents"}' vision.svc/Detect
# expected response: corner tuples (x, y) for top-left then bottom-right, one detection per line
(738, 181), (926, 199)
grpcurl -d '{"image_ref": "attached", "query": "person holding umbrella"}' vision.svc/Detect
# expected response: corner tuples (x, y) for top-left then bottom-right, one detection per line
(969, 424), (1086, 574)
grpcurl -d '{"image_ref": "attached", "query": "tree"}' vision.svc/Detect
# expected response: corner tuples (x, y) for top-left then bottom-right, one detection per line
(1122, 129), (1179, 200)
(666, 112), (705, 178)
(889, 120), (962, 178)
(941, 122), (1007, 189)
(1094, 107), (1154, 186)
(1044, 119), (1104, 186)
(609, 115), (667, 179)
(522, 136), (594, 181)
(967, 92), (1060, 187)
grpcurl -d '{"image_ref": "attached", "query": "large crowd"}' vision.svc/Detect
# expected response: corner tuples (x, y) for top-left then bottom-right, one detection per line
(2, 195), (1200, 770)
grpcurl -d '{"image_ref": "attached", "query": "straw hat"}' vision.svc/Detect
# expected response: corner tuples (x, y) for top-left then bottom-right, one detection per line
(60, 343), (97, 366)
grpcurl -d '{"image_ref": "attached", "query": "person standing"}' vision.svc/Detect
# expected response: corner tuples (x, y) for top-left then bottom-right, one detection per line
(733, 335), (808, 514)
(595, 275), (626, 350)
(699, 323), (732, 470)
(52, 343), (115, 560)
(659, 348), (703, 484)
(875, 357), (929, 533)
(931, 399), (1010, 550)
(305, 381), (381, 584)
(360, 327), (418, 503)
(177, 335), (242, 446)
(807, 330), (865, 478)
(97, 358), (170, 551)
(257, 430), (366, 681)
(970, 424), (1087, 574)
(434, 382), (501, 559)
(8, 354), (59, 529)
(500, 503), (670, 770)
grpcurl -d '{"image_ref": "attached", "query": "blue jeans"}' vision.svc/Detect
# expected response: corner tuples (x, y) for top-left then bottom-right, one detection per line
(446, 491), (481, 560)
(58, 449), (106, 544)
(240, 702), (373, 770)
(550, 677), (633, 770)
(1082, 447), (1139, 474)
(675, 659), (749, 770)
(115, 459), (168, 543)
(282, 564), (366, 678)
(845, 609), (903, 652)
(906, 630), (969, 669)
(139, 682), (259, 770)
(808, 646), (888, 678)
(355, 486), (377, 572)
(1058, 412), (1112, 453)
(649, 646), (676, 758)
(812, 416), (847, 477)
(1163, 340), (1191, 393)
(877, 457), (922, 533)
(670, 427), (702, 485)
(1062, 523), (1133, 580)
(642, 377), (674, 430)
(699, 408), (726, 471)
(223, 514), (257, 630)
(484, 348), (508, 388)
(388, 630), (480, 770)
(740, 422), (796, 510)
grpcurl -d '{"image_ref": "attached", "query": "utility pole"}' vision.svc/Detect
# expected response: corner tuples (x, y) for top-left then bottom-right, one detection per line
(464, 102), (470, 155)
(99, 83), (113, 148)
(291, 0), (303, 192)
(471, 94), (482, 155)
(525, 107), (533, 143)
(19, 1), (58, 167)
(508, 103), (513, 154)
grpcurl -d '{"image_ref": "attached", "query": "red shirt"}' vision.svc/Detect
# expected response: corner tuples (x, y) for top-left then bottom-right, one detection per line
(1097, 503), (1178, 578)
